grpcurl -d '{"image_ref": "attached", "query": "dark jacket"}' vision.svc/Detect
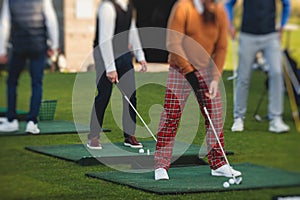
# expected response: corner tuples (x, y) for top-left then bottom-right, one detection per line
(9, 0), (47, 54)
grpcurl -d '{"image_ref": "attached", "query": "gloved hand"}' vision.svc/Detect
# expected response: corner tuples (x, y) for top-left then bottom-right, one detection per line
(205, 80), (218, 99)
(185, 71), (218, 104)
(185, 71), (204, 105)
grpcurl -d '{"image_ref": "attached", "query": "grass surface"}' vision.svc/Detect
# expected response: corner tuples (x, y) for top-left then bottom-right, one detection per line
(0, 3), (300, 199)
(0, 69), (300, 200)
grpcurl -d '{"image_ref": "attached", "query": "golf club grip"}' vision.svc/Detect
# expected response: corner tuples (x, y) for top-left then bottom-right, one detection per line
(185, 71), (205, 105)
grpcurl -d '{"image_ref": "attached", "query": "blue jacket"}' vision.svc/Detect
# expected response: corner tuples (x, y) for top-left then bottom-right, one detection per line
(225, 0), (290, 35)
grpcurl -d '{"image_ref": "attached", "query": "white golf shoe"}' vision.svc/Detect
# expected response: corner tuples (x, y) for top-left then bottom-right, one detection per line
(26, 121), (40, 134)
(87, 136), (102, 150)
(231, 118), (244, 132)
(154, 168), (169, 180)
(0, 117), (6, 123)
(211, 164), (242, 178)
(0, 119), (19, 132)
(269, 117), (290, 133)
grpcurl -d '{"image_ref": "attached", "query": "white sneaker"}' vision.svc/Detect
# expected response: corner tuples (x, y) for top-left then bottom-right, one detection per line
(231, 118), (244, 132)
(86, 137), (102, 150)
(269, 117), (290, 133)
(26, 121), (40, 134)
(154, 168), (169, 180)
(0, 117), (6, 123)
(211, 164), (242, 178)
(0, 119), (19, 132)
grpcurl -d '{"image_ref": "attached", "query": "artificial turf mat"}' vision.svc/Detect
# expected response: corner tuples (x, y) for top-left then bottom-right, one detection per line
(25, 140), (227, 167)
(0, 120), (89, 136)
(0, 107), (27, 120)
(86, 163), (300, 194)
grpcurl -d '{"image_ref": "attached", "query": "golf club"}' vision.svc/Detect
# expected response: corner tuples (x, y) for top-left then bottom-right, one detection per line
(196, 89), (242, 185)
(253, 75), (268, 122)
(227, 72), (237, 81)
(253, 87), (266, 122)
(115, 81), (157, 142)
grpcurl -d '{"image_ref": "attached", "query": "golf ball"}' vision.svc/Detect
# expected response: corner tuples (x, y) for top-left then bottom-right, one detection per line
(229, 178), (235, 184)
(223, 181), (230, 188)
(139, 149), (144, 154)
(236, 177), (243, 185)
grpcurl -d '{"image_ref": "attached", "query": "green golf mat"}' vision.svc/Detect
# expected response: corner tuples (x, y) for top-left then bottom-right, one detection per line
(0, 107), (27, 120)
(86, 163), (300, 194)
(0, 120), (89, 136)
(25, 141), (233, 167)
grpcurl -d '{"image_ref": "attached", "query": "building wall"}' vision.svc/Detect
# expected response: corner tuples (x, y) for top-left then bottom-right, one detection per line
(2, 0), (298, 72)
(63, 0), (101, 72)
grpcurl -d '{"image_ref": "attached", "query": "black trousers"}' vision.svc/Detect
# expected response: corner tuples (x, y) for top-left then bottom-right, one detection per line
(88, 50), (137, 140)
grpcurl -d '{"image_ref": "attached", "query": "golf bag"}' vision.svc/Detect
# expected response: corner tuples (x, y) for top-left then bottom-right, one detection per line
(253, 49), (300, 122)
(283, 49), (300, 107)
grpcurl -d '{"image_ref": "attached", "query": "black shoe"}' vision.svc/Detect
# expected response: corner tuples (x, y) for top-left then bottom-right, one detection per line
(124, 136), (143, 148)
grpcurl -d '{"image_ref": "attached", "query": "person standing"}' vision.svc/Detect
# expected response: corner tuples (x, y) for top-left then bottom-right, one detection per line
(154, 0), (241, 180)
(0, 0), (59, 134)
(87, 0), (147, 149)
(226, 0), (291, 133)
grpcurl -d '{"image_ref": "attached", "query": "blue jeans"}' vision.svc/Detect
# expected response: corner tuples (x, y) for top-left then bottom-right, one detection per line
(6, 51), (46, 123)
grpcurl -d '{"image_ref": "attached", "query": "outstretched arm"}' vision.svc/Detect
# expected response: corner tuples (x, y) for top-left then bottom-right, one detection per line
(0, 0), (10, 63)
(280, 0), (291, 28)
(98, 2), (118, 82)
(279, 0), (291, 39)
(44, 0), (59, 57)
(224, 0), (237, 39)
(129, 18), (147, 72)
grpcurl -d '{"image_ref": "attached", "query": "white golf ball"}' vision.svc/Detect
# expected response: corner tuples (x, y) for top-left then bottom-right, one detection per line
(236, 177), (242, 185)
(229, 178), (235, 184)
(139, 149), (144, 154)
(223, 181), (230, 188)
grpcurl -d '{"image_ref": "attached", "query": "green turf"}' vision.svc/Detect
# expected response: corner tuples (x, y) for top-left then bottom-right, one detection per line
(0, 107), (27, 120)
(1, 71), (300, 199)
(0, 107), (27, 115)
(86, 163), (300, 194)
(0, 27), (300, 199)
(0, 120), (89, 136)
(25, 141), (217, 167)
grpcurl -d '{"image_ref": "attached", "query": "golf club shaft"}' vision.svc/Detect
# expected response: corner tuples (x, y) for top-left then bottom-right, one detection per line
(202, 106), (237, 181)
(195, 90), (237, 181)
(254, 87), (266, 117)
(115, 82), (157, 142)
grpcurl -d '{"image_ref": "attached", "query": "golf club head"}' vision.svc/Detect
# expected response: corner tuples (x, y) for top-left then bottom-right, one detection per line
(254, 114), (263, 122)
(227, 74), (237, 81)
(235, 176), (242, 185)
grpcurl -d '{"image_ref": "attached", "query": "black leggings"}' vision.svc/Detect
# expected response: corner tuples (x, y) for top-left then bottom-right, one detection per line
(89, 52), (137, 139)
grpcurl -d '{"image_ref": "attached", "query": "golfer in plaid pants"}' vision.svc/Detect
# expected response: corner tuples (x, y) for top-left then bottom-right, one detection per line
(155, 66), (226, 168)
(154, 0), (242, 180)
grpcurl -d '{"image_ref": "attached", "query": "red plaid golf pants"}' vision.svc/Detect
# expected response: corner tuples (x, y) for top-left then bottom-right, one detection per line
(154, 66), (226, 170)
